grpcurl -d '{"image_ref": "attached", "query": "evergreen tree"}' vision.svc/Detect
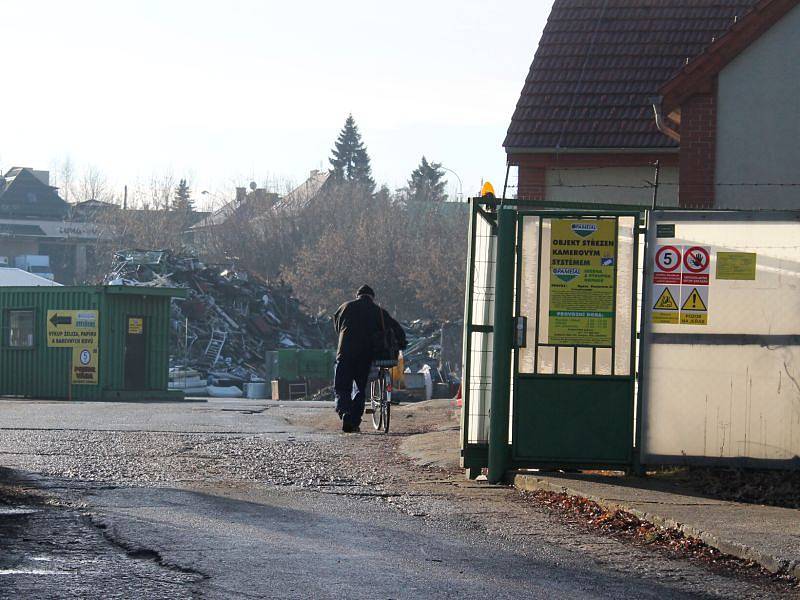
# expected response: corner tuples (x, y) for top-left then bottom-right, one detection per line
(173, 179), (194, 211)
(329, 115), (375, 192)
(408, 156), (447, 203)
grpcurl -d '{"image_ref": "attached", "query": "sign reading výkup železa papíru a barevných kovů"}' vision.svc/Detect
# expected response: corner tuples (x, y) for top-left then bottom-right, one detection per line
(46, 310), (99, 385)
(548, 219), (617, 346)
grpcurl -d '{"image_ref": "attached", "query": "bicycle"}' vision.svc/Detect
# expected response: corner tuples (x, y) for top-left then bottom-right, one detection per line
(369, 360), (395, 433)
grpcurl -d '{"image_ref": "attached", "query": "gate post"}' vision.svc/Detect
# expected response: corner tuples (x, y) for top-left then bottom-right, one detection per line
(488, 205), (515, 483)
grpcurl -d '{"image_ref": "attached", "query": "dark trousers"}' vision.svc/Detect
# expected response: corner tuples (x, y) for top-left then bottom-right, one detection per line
(334, 358), (371, 426)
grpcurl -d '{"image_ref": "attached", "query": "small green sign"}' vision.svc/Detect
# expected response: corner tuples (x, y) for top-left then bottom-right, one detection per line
(656, 223), (675, 238)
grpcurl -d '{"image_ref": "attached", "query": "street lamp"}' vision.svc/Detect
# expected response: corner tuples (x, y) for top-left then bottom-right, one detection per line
(439, 166), (464, 202)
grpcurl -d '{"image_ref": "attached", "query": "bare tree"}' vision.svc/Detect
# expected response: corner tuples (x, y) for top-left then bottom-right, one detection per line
(52, 156), (76, 202)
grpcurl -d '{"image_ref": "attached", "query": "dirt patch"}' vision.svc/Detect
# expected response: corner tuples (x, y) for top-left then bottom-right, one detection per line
(399, 428), (460, 470)
(285, 398), (460, 437)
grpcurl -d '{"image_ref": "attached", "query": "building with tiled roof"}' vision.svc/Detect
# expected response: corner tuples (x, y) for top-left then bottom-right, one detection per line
(0, 168), (100, 283)
(657, 0), (800, 208)
(504, 0), (782, 208)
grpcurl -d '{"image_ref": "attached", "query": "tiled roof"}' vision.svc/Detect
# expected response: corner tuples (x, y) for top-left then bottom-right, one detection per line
(505, 0), (760, 152)
(661, 0), (799, 113)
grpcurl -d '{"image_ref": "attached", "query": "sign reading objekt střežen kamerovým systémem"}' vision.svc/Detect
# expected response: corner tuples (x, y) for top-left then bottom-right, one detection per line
(548, 219), (617, 346)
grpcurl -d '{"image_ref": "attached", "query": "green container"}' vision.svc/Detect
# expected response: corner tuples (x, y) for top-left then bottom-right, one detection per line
(274, 349), (335, 380)
(0, 285), (185, 401)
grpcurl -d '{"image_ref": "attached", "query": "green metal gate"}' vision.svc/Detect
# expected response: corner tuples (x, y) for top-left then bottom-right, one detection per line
(461, 200), (641, 482)
(511, 211), (639, 470)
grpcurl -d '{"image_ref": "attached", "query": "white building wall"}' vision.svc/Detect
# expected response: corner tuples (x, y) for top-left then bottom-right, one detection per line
(716, 4), (800, 209)
(546, 165), (679, 207)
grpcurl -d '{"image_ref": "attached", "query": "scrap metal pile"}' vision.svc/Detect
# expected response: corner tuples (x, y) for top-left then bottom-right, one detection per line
(402, 320), (444, 372)
(105, 251), (334, 380)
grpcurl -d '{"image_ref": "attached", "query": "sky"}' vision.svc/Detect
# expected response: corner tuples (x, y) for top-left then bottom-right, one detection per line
(0, 1), (553, 208)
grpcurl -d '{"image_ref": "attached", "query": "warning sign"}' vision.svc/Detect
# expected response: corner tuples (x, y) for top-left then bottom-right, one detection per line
(682, 246), (711, 285)
(128, 317), (143, 334)
(652, 285), (679, 324)
(654, 287), (679, 310)
(654, 246), (682, 284)
(46, 310), (99, 386)
(679, 287), (709, 325)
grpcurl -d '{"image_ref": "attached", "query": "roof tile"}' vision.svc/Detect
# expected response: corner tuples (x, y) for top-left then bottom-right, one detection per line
(505, 0), (760, 150)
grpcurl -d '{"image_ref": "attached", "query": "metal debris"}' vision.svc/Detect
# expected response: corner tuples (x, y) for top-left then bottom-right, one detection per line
(104, 250), (334, 381)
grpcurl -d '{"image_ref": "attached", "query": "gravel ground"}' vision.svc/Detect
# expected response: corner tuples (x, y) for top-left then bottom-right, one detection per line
(0, 399), (796, 598)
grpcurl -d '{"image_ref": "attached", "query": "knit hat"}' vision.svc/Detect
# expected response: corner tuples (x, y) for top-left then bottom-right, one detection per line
(356, 285), (375, 298)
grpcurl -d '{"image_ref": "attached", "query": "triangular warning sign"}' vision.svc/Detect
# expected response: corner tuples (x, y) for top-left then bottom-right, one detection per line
(681, 288), (707, 311)
(653, 288), (679, 311)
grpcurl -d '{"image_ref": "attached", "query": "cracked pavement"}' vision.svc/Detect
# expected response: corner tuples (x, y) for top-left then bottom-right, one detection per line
(0, 398), (795, 599)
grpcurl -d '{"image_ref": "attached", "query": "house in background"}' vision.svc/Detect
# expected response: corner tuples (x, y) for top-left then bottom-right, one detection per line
(504, 0), (773, 208)
(0, 167), (100, 282)
(187, 183), (279, 253)
(186, 170), (330, 257)
(656, 0), (800, 208)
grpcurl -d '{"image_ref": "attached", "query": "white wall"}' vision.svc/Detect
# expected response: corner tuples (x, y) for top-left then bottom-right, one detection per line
(716, 4), (800, 209)
(545, 165), (679, 207)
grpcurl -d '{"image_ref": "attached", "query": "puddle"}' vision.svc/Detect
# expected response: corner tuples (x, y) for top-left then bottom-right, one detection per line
(0, 507), (39, 516)
(0, 569), (71, 575)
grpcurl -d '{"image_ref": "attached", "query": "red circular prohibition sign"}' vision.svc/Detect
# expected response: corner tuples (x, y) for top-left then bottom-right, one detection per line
(683, 246), (710, 273)
(655, 245), (681, 272)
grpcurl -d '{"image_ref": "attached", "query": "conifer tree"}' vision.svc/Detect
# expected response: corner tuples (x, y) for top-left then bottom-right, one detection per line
(329, 115), (375, 192)
(408, 156), (447, 203)
(173, 179), (194, 211)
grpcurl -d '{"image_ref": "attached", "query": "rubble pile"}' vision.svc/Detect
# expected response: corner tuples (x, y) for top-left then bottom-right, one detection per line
(105, 250), (334, 380)
(400, 319), (462, 397)
(402, 320), (444, 372)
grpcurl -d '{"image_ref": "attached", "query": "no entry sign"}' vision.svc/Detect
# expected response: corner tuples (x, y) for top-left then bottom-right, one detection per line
(682, 246), (710, 285)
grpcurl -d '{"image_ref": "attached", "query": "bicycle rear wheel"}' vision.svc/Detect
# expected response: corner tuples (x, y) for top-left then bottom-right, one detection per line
(370, 377), (382, 430)
(382, 371), (391, 433)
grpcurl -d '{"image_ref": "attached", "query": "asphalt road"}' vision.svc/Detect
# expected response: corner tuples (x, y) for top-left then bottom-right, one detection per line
(0, 399), (792, 599)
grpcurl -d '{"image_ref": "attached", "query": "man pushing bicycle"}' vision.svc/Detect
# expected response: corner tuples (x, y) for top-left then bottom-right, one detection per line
(333, 285), (406, 433)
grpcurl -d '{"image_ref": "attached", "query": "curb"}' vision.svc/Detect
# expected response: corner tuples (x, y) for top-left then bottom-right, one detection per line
(512, 473), (799, 580)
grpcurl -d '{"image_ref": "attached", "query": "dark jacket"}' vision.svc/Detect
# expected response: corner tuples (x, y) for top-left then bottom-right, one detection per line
(333, 295), (407, 361)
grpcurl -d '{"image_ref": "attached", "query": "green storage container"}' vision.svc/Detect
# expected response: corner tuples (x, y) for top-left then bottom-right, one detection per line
(0, 285), (185, 401)
(273, 349), (335, 380)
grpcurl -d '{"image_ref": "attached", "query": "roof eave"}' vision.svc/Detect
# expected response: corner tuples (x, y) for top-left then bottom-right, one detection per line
(504, 147), (680, 155)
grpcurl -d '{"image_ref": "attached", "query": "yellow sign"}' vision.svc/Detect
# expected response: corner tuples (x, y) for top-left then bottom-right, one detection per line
(680, 312), (708, 325)
(548, 219), (617, 345)
(654, 287), (678, 311)
(652, 286), (679, 324)
(47, 310), (98, 347)
(716, 252), (757, 280)
(46, 310), (99, 386)
(679, 287), (709, 325)
(72, 344), (98, 385)
(681, 288), (707, 311)
(128, 317), (143, 334)
(481, 181), (496, 198)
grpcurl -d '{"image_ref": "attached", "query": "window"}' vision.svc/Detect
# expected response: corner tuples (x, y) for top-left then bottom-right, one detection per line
(8, 310), (34, 348)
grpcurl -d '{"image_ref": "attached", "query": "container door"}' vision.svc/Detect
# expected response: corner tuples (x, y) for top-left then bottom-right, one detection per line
(124, 316), (146, 390)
